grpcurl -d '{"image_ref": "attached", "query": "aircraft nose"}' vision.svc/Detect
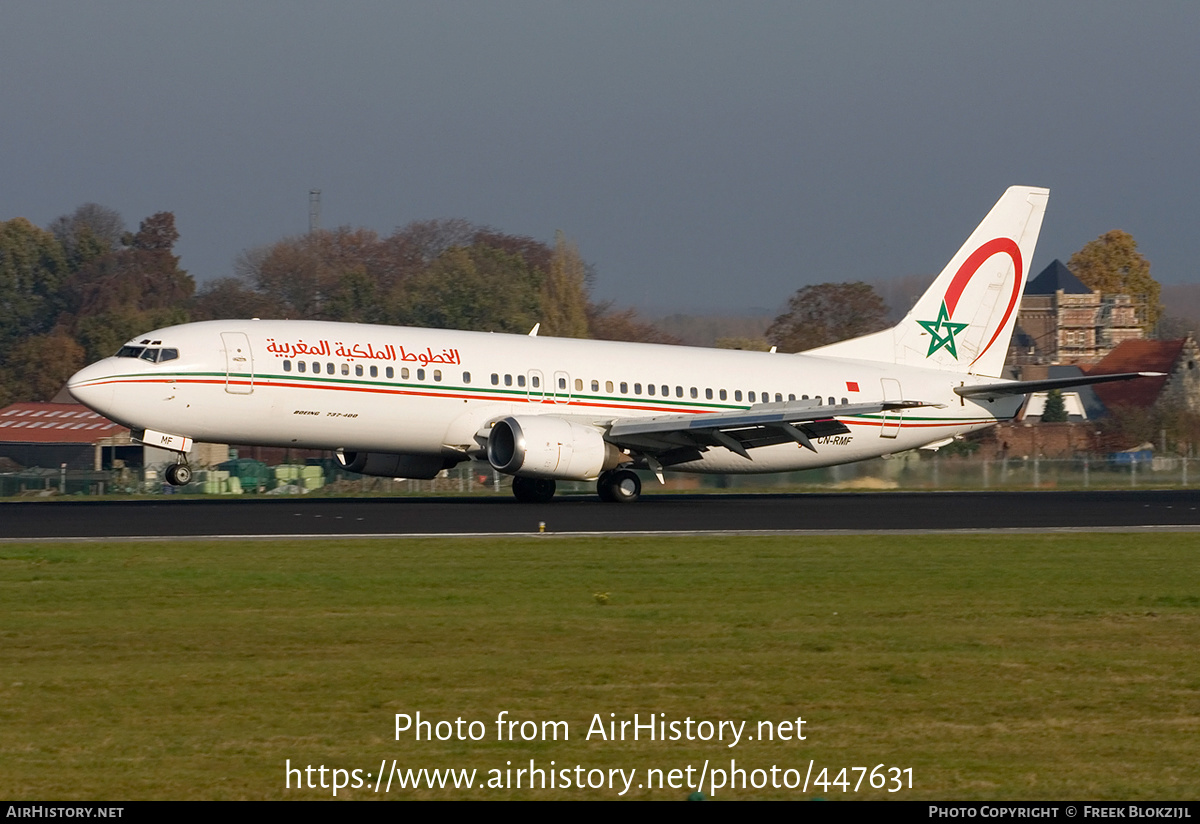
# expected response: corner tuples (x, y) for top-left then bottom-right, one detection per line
(67, 360), (116, 414)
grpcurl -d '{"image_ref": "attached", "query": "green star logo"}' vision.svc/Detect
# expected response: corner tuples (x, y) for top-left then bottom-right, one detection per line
(916, 301), (968, 359)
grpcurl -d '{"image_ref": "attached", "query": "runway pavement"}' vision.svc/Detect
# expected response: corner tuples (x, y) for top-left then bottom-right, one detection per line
(3, 489), (1200, 539)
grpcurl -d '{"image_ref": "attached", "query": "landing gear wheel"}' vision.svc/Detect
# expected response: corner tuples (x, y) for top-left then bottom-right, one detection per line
(597, 469), (641, 503)
(165, 463), (192, 486)
(512, 477), (556, 503)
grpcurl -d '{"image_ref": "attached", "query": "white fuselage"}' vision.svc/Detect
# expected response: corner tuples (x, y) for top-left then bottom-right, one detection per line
(67, 319), (1023, 474)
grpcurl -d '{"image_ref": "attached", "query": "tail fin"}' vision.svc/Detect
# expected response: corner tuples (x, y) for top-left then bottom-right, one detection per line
(808, 186), (1049, 377)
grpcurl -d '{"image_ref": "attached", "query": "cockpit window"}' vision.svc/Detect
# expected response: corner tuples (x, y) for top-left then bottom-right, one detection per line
(117, 345), (179, 363)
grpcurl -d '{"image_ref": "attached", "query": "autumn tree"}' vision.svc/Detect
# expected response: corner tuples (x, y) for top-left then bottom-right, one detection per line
(393, 244), (543, 333)
(539, 231), (590, 338)
(190, 277), (284, 321)
(48, 203), (124, 270)
(586, 301), (681, 344)
(766, 281), (889, 353)
(237, 227), (395, 321)
(715, 337), (771, 351)
(0, 217), (70, 352)
(1068, 230), (1161, 330)
(62, 212), (195, 361)
(0, 332), (86, 406)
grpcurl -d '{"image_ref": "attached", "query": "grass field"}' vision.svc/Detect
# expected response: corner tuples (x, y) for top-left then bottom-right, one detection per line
(2, 533), (1198, 800)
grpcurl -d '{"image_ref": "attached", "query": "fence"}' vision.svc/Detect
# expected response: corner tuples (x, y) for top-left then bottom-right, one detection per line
(2, 453), (1197, 498)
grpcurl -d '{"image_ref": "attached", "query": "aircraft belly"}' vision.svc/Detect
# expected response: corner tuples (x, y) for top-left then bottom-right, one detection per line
(669, 440), (876, 474)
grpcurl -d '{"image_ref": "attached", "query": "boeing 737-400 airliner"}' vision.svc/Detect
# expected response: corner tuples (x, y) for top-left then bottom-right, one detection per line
(67, 186), (1156, 502)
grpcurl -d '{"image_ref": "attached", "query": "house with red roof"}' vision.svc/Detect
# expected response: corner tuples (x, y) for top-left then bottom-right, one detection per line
(1087, 336), (1200, 414)
(0, 401), (227, 471)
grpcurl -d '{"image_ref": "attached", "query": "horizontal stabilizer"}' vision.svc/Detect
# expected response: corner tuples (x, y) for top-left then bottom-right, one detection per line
(954, 372), (1165, 401)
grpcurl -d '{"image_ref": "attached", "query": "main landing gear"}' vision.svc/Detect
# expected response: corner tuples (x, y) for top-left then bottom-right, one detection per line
(508, 469), (642, 503)
(164, 459), (192, 486)
(597, 468), (641, 503)
(512, 476), (556, 503)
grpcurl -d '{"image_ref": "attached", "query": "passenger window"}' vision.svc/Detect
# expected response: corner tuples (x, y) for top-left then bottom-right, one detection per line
(735, 390), (742, 402)
(576, 379), (584, 391)
(283, 360), (292, 372)
(326, 363), (334, 375)
(463, 372), (471, 384)
(719, 389), (727, 400)
(370, 366), (378, 377)
(705, 388), (712, 400)
(748, 392), (756, 402)
(401, 368), (410, 379)
(386, 367), (395, 379)
(676, 386), (683, 398)
(311, 361), (320, 373)
(690, 387), (697, 399)
(417, 369), (425, 380)
(620, 382), (628, 394)
(356, 365), (363, 377)
(532, 375), (540, 388)
(788, 393), (795, 401)
(491, 373), (499, 385)
(433, 370), (442, 382)
(518, 375), (526, 387)
(648, 384), (656, 396)
(661, 385), (669, 396)
(505, 374), (513, 386)
(341, 364), (349, 376)
(634, 383), (642, 395)
(606, 381), (614, 393)
(558, 377), (567, 390)
(841, 397), (848, 405)
(297, 361), (306, 373)
(776, 393), (783, 403)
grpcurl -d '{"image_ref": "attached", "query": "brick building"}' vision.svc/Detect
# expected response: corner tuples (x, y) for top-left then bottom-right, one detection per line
(1011, 260), (1145, 365)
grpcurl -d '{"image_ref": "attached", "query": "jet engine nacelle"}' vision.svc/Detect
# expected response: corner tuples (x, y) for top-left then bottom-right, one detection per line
(486, 416), (624, 480)
(335, 450), (453, 480)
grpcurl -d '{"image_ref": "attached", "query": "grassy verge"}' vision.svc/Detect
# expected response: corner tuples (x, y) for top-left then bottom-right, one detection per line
(2, 534), (1197, 799)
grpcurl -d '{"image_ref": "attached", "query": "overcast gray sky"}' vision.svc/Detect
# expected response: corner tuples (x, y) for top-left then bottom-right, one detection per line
(4, 2), (1198, 314)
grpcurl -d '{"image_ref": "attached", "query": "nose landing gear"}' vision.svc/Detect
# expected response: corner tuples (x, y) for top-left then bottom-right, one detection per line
(164, 460), (192, 486)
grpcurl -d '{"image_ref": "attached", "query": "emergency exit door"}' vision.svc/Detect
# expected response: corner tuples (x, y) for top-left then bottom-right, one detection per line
(221, 332), (254, 394)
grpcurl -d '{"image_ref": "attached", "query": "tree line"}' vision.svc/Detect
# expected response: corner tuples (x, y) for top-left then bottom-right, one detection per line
(0, 206), (674, 406)
(0, 202), (1167, 413)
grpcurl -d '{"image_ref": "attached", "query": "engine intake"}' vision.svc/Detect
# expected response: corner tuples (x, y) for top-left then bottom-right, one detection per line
(486, 416), (623, 480)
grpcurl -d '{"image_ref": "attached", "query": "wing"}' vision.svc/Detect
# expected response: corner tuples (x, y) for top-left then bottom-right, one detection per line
(604, 398), (933, 465)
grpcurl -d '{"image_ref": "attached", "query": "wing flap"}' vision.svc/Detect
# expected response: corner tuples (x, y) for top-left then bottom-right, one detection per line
(605, 399), (930, 459)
